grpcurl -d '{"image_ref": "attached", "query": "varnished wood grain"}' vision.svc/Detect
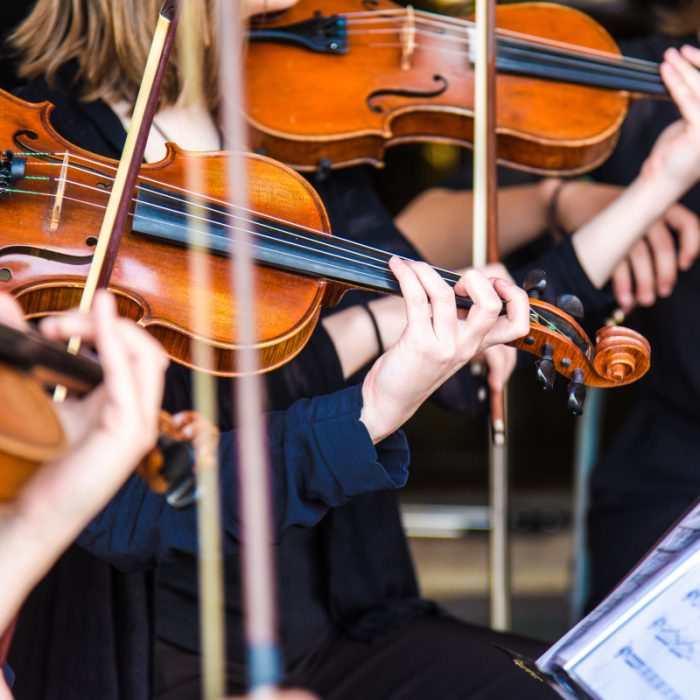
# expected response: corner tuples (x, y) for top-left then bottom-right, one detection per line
(245, 1), (629, 174)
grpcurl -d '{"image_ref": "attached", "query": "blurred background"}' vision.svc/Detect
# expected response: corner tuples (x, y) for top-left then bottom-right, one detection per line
(0, 0), (680, 643)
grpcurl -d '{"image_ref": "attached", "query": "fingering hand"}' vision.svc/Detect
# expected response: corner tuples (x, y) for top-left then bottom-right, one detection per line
(360, 258), (529, 442)
(643, 46), (700, 190)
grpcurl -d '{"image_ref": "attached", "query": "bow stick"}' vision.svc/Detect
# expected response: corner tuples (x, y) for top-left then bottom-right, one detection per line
(53, 0), (180, 401)
(178, 1), (227, 697)
(472, 0), (511, 631)
(218, 3), (282, 694)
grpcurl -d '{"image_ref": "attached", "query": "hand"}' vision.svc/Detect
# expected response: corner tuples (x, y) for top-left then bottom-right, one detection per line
(0, 292), (27, 329)
(360, 258), (529, 442)
(467, 263), (517, 392)
(0, 292), (170, 634)
(38, 291), (168, 469)
(641, 46), (700, 192)
(612, 202), (700, 311)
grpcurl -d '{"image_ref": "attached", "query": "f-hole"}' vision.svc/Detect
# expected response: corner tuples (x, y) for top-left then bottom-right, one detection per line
(366, 74), (449, 113)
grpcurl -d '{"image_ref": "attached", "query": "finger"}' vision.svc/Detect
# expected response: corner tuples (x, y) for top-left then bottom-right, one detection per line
(680, 43), (700, 70)
(479, 277), (530, 348)
(91, 292), (139, 422)
(406, 261), (457, 345)
(485, 346), (517, 391)
(389, 257), (433, 336)
(40, 311), (98, 343)
(0, 293), (27, 330)
(665, 203), (700, 270)
(612, 259), (634, 312)
(662, 49), (700, 125)
(646, 223), (677, 297)
(627, 241), (656, 306)
(455, 270), (503, 352)
(103, 310), (168, 430)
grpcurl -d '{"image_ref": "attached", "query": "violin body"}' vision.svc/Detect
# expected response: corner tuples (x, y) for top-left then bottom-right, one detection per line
(0, 90), (336, 375)
(245, 1), (630, 173)
(0, 89), (650, 389)
(0, 366), (67, 501)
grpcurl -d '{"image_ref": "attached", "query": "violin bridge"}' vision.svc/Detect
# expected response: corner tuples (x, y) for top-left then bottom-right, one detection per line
(400, 5), (416, 71)
(49, 152), (70, 232)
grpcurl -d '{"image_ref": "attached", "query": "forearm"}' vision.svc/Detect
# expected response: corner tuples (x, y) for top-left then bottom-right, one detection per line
(395, 180), (559, 268)
(571, 172), (686, 287)
(78, 386), (409, 569)
(321, 305), (381, 378)
(0, 434), (140, 630)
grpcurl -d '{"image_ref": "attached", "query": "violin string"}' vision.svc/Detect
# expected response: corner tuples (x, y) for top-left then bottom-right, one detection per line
(340, 14), (664, 79)
(252, 6), (660, 73)
(345, 22), (659, 72)
(9, 157), (615, 335)
(356, 40), (665, 91)
(10, 177), (437, 286)
(344, 9), (661, 70)
(3, 184), (561, 334)
(22, 155), (459, 281)
(344, 29), (664, 88)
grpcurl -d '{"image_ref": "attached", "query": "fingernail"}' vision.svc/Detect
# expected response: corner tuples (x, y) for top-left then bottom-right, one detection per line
(619, 294), (632, 308)
(659, 287), (671, 297)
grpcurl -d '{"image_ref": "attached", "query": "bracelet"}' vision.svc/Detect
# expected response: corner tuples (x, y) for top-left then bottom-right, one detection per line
(546, 178), (571, 243)
(362, 302), (384, 357)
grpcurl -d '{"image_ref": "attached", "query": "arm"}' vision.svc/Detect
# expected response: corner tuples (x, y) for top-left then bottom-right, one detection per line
(395, 180), (561, 269)
(78, 263), (529, 570)
(77, 383), (410, 570)
(0, 291), (167, 632)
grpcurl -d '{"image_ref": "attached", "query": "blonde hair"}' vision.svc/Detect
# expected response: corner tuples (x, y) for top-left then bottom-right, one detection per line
(661, 0), (700, 36)
(11, 0), (221, 109)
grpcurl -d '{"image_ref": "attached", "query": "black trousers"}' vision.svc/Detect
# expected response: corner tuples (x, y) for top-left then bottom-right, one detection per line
(153, 616), (557, 699)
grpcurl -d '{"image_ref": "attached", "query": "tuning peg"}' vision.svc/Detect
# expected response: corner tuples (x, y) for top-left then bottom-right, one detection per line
(556, 294), (584, 320)
(567, 368), (586, 416)
(535, 343), (556, 391)
(523, 269), (547, 299)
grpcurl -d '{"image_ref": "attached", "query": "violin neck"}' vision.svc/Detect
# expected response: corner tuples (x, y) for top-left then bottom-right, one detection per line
(0, 323), (103, 394)
(132, 186), (475, 310)
(483, 34), (668, 97)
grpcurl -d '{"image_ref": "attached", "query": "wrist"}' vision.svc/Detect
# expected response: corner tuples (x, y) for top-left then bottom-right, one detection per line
(542, 177), (570, 240)
(360, 368), (400, 444)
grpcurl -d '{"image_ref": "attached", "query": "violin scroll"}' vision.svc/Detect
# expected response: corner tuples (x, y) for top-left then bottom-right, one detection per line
(515, 290), (651, 415)
(591, 325), (651, 385)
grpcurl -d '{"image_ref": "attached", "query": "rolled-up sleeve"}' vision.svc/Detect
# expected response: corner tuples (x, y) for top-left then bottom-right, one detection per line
(77, 384), (409, 570)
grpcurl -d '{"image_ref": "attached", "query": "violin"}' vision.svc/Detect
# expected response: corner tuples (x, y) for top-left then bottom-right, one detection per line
(245, 0), (667, 173)
(0, 88), (649, 412)
(0, 320), (202, 505)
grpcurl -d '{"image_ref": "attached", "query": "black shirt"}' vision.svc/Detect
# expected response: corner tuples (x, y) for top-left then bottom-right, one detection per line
(591, 33), (700, 500)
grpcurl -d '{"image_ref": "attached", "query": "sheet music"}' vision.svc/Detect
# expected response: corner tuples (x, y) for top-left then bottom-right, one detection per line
(566, 546), (700, 699)
(538, 500), (700, 673)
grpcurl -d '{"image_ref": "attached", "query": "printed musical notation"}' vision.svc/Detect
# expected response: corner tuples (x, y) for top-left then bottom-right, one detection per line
(536, 500), (700, 699)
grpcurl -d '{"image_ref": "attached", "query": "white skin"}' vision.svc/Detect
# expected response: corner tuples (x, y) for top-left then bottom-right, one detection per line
(0, 291), (168, 691)
(397, 47), (700, 316)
